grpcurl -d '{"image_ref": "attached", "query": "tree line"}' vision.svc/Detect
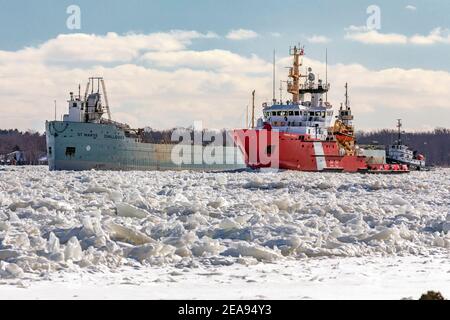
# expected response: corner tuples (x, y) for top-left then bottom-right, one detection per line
(356, 128), (450, 167)
(1, 128), (449, 166)
(0, 129), (47, 164)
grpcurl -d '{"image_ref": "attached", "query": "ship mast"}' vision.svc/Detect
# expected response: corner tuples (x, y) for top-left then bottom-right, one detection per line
(334, 83), (356, 156)
(287, 46), (304, 104)
(345, 82), (349, 109)
(325, 48), (328, 102)
(251, 90), (256, 129)
(397, 119), (402, 145)
(272, 50), (276, 103)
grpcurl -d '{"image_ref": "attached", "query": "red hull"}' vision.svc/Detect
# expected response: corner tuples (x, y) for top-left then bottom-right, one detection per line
(233, 129), (408, 173)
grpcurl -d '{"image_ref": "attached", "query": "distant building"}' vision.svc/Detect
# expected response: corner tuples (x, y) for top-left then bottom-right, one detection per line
(37, 155), (48, 165)
(0, 151), (26, 165)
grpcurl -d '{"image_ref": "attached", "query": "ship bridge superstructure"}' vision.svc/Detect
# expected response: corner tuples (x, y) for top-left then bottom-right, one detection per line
(63, 77), (112, 124)
(256, 46), (334, 141)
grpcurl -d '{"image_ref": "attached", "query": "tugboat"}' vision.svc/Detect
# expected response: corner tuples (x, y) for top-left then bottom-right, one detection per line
(386, 119), (426, 171)
(233, 46), (409, 174)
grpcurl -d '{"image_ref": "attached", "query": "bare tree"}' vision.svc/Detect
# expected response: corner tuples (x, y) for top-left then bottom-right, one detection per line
(357, 128), (450, 166)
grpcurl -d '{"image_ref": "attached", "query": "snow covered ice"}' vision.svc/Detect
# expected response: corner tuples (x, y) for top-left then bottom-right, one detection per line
(0, 166), (449, 299)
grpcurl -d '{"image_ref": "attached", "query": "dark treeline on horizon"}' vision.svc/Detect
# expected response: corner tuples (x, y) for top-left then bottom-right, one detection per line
(1, 128), (450, 166)
(0, 129), (47, 164)
(356, 128), (450, 167)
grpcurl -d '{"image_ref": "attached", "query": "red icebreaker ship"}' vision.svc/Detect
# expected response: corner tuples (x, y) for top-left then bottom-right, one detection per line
(233, 46), (408, 174)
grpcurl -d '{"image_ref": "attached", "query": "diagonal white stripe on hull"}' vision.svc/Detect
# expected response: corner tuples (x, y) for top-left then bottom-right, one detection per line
(313, 142), (326, 171)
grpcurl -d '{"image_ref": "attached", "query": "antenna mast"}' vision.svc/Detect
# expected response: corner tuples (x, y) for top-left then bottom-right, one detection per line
(251, 90), (256, 129)
(273, 50), (276, 103)
(345, 82), (349, 109)
(54, 100), (57, 121)
(397, 119), (402, 145)
(325, 48), (328, 102)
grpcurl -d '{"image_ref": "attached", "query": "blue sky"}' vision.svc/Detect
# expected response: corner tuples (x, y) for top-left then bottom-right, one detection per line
(1, 0), (450, 70)
(1, 0), (450, 131)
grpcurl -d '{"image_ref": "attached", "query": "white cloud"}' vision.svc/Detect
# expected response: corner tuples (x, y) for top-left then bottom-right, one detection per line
(226, 29), (259, 40)
(0, 31), (218, 65)
(270, 32), (282, 37)
(410, 27), (450, 45)
(1, 31), (450, 132)
(141, 49), (271, 74)
(346, 25), (370, 32)
(405, 5), (417, 11)
(345, 26), (450, 45)
(307, 35), (331, 44)
(345, 26), (408, 44)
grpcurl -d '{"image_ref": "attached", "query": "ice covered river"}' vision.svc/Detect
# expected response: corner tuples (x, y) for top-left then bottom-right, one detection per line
(0, 166), (448, 299)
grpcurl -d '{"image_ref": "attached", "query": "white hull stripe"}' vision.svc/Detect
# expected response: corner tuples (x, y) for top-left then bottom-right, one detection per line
(313, 142), (326, 171)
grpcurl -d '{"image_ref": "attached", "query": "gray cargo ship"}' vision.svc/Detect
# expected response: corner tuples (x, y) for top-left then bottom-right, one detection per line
(46, 77), (246, 171)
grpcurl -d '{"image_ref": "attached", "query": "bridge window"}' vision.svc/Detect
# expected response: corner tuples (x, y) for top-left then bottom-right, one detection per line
(294, 111), (300, 116)
(48, 147), (52, 155)
(289, 111), (294, 116)
(272, 111), (276, 116)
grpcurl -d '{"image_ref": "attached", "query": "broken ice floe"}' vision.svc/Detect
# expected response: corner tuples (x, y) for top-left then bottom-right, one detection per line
(0, 167), (449, 280)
